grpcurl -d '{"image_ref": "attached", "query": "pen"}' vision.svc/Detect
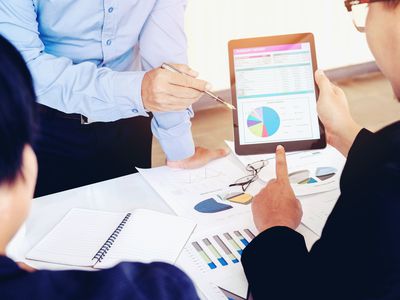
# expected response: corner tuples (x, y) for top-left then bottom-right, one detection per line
(161, 63), (236, 110)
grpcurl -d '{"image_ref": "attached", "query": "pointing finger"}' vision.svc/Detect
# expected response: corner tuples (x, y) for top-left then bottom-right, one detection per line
(275, 145), (289, 182)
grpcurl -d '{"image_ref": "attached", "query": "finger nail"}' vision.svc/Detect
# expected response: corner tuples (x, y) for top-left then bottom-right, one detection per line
(316, 69), (325, 76)
(276, 145), (284, 151)
(205, 83), (212, 91)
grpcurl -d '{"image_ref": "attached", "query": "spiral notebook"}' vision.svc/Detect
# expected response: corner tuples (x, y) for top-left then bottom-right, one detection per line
(26, 208), (196, 269)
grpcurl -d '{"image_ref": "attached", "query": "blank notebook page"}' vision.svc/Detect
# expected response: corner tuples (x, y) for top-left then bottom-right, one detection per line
(26, 209), (125, 267)
(96, 209), (196, 269)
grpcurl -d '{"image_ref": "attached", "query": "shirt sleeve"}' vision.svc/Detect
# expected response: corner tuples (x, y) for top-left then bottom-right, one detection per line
(139, 0), (195, 161)
(0, 0), (148, 122)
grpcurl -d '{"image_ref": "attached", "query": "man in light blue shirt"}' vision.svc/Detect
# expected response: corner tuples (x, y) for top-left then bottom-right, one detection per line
(0, 0), (226, 196)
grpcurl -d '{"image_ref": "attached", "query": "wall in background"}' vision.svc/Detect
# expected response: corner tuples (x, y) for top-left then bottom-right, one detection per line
(185, 0), (374, 91)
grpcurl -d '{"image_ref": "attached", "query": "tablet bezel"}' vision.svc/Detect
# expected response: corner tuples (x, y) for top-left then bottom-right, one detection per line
(228, 33), (326, 155)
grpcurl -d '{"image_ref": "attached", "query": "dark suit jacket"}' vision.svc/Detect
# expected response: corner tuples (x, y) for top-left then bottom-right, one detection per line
(242, 122), (400, 300)
(0, 258), (199, 300)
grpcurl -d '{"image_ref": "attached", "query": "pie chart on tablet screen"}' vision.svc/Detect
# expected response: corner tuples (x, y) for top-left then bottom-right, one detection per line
(247, 107), (280, 138)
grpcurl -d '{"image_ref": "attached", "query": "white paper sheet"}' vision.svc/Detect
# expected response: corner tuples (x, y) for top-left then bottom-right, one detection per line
(138, 156), (264, 229)
(176, 250), (228, 300)
(298, 189), (341, 236)
(177, 222), (258, 299)
(225, 140), (343, 235)
(139, 149), (343, 298)
(225, 141), (346, 196)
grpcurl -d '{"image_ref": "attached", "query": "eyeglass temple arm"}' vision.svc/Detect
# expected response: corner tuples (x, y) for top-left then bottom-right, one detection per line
(345, 0), (388, 12)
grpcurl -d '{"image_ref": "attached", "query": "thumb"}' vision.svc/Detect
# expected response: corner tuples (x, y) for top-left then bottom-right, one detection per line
(315, 70), (332, 92)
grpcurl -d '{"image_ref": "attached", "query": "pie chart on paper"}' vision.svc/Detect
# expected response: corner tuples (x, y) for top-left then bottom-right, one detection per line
(247, 107), (280, 138)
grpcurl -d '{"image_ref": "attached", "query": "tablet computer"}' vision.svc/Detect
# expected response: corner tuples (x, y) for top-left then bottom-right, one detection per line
(228, 33), (326, 155)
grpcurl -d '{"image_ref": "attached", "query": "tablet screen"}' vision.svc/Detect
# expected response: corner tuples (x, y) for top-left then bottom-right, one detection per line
(233, 42), (321, 146)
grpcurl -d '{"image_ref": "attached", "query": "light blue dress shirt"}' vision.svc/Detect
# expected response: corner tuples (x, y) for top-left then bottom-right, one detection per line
(0, 0), (195, 161)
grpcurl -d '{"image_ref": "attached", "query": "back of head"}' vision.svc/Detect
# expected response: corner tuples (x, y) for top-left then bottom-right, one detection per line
(0, 35), (37, 184)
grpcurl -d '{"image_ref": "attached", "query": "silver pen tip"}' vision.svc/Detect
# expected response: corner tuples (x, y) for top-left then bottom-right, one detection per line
(217, 98), (236, 110)
(225, 103), (236, 110)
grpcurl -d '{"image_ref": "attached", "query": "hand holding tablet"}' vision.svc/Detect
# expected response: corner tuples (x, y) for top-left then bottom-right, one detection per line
(228, 33), (326, 154)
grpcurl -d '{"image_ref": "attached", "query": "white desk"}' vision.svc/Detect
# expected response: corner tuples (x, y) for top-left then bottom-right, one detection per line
(10, 172), (320, 294)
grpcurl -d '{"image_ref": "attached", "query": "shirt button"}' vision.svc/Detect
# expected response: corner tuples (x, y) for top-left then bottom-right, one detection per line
(106, 39), (112, 46)
(132, 109), (139, 113)
(108, 7), (114, 13)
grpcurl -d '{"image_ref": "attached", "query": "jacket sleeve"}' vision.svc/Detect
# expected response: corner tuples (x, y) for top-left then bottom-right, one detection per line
(339, 128), (375, 192)
(241, 227), (309, 300)
(242, 126), (400, 300)
(2, 262), (199, 300)
(241, 129), (375, 300)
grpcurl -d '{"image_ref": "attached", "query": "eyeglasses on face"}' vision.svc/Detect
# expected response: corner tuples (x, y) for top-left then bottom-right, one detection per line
(344, 0), (390, 32)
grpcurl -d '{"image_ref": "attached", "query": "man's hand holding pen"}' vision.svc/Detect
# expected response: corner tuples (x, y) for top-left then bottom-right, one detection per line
(141, 64), (210, 112)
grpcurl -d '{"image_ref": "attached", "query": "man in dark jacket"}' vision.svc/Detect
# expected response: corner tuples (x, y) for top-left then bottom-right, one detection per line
(242, 1), (400, 299)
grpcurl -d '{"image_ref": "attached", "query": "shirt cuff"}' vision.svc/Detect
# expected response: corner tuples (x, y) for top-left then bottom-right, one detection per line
(113, 71), (149, 117)
(151, 110), (195, 161)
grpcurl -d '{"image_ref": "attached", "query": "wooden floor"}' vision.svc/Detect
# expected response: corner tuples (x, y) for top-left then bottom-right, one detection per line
(152, 72), (400, 167)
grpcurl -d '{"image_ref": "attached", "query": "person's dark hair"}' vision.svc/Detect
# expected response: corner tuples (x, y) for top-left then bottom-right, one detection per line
(0, 35), (37, 183)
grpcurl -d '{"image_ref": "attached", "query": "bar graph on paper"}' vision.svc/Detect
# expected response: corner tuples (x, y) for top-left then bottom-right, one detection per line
(191, 228), (254, 270)
(185, 227), (258, 298)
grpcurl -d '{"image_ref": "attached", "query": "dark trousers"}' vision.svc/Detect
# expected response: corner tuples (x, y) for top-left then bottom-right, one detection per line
(34, 105), (152, 197)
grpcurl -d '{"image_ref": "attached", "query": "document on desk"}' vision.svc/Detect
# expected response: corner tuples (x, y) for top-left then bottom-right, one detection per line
(137, 154), (340, 298)
(137, 155), (264, 229)
(26, 208), (196, 269)
(176, 222), (258, 299)
(299, 189), (341, 236)
(225, 141), (346, 196)
(225, 141), (343, 235)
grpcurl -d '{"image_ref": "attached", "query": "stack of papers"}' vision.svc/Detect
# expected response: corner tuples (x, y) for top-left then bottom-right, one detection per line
(225, 141), (346, 196)
(225, 140), (345, 235)
(138, 143), (346, 299)
(138, 157), (263, 229)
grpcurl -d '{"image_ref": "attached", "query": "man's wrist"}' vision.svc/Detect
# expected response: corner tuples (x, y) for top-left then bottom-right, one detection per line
(332, 122), (362, 157)
(257, 218), (298, 232)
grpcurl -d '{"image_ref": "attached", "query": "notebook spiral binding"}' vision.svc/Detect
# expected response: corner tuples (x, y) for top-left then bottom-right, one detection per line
(92, 213), (132, 264)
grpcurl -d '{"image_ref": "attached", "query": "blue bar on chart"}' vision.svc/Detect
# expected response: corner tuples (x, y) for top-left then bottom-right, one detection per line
(234, 231), (249, 246)
(203, 238), (228, 266)
(224, 233), (243, 256)
(244, 229), (256, 240)
(213, 235), (239, 264)
(192, 242), (217, 270)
